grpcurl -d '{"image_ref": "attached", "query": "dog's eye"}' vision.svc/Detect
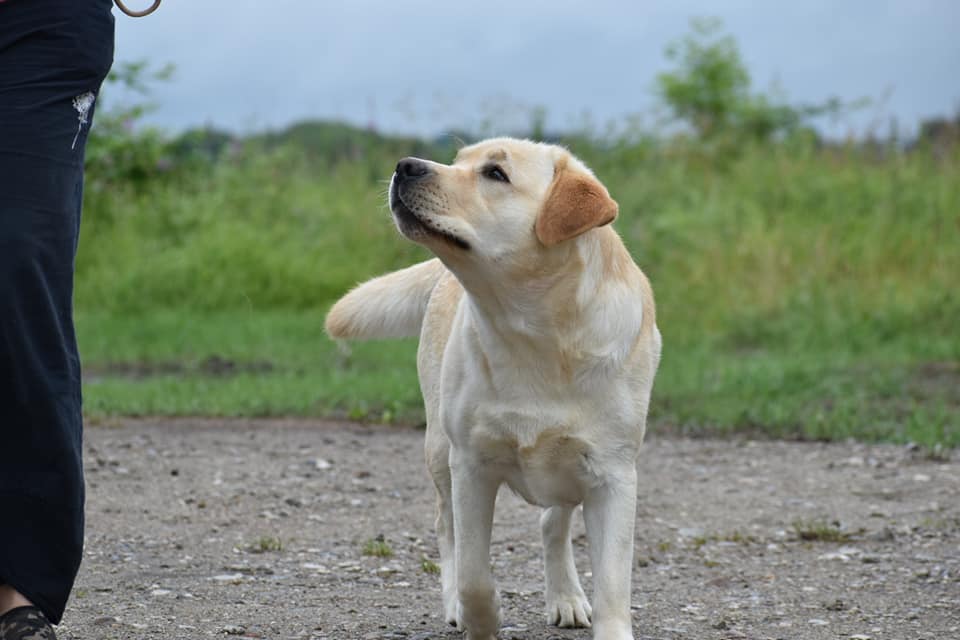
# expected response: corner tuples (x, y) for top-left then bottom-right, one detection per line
(482, 165), (510, 183)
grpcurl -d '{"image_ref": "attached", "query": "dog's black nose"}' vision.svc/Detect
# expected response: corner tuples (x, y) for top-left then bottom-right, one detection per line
(396, 158), (430, 180)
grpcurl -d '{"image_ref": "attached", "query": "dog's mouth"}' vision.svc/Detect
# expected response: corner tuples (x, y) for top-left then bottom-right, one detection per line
(390, 181), (470, 250)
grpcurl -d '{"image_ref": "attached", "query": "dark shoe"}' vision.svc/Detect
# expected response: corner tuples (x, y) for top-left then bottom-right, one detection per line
(0, 607), (57, 640)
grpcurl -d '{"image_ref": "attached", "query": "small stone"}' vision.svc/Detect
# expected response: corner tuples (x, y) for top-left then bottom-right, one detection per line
(150, 588), (172, 596)
(500, 623), (528, 632)
(913, 473), (931, 482)
(849, 635), (872, 640)
(222, 625), (245, 635)
(868, 527), (896, 542)
(210, 573), (245, 582)
(93, 616), (121, 627)
(824, 599), (846, 611)
(302, 563), (330, 573)
(808, 618), (829, 626)
(314, 459), (332, 470)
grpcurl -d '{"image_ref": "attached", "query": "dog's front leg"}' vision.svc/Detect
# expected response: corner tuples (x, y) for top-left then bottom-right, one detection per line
(451, 451), (501, 640)
(583, 465), (638, 640)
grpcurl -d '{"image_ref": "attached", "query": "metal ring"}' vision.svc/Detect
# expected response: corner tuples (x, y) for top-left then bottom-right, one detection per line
(114, 0), (162, 18)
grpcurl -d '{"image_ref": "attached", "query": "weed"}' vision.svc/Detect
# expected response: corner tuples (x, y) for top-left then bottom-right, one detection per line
(250, 536), (283, 553)
(421, 557), (441, 574)
(688, 529), (759, 550)
(362, 535), (393, 558)
(792, 519), (852, 543)
(722, 530), (758, 544)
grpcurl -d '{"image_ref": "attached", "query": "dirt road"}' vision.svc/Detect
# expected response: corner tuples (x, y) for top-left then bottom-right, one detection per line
(60, 419), (958, 640)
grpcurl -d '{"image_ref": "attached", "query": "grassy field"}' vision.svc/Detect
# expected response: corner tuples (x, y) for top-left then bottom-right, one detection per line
(76, 136), (960, 446)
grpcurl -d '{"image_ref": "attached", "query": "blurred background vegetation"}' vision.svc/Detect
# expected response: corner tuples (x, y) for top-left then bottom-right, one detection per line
(78, 21), (959, 447)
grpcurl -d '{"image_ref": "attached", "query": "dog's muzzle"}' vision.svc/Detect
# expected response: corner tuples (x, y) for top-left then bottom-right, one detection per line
(394, 157), (431, 184)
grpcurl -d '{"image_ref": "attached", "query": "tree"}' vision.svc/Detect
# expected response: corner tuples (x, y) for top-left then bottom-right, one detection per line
(656, 18), (848, 146)
(657, 17), (752, 140)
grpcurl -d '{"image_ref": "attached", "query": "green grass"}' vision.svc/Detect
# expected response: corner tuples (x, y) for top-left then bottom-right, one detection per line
(75, 139), (960, 447)
(248, 537), (283, 553)
(78, 310), (421, 422)
(421, 557), (441, 574)
(792, 519), (855, 543)
(361, 537), (393, 558)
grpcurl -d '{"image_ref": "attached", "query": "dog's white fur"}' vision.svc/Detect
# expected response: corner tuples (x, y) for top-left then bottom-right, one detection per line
(326, 138), (661, 640)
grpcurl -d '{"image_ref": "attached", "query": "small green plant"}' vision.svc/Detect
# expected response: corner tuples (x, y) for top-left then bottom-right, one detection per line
(792, 519), (852, 543)
(688, 530), (758, 550)
(421, 556), (441, 574)
(362, 535), (393, 558)
(249, 536), (283, 553)
(722, 530), (758, 545)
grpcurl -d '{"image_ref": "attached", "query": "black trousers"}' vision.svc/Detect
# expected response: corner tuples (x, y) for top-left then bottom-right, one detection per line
(0, 0), (114, 625)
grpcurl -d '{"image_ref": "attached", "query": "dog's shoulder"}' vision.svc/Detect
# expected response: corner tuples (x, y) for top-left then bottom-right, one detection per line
(419, 268), (464, 365)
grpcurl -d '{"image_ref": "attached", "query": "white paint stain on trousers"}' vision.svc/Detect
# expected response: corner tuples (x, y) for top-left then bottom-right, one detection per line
(71, 91), (96, 150)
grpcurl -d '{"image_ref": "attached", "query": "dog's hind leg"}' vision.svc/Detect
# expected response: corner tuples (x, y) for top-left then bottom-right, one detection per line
(541, 506), (592, 627)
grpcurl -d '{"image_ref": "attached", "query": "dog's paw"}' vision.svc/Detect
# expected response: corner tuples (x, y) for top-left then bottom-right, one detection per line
(545, 591), (592, 628)
(445, 599), (460, 628)
(457, 590), (501, 639)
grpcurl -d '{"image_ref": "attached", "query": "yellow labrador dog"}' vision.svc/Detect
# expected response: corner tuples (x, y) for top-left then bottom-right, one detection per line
(326, 138), (661, 640)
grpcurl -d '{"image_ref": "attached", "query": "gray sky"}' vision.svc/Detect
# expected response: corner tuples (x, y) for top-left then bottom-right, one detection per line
(113, 0), (960, 138)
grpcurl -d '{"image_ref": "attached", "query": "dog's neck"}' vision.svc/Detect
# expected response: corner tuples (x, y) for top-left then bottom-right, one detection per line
(447, 227), (643, 380)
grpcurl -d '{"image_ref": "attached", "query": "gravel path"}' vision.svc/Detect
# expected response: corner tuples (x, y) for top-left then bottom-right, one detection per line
(61, 418), (959, 640)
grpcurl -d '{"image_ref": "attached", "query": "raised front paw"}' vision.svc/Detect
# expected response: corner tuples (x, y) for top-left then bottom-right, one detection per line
(545, 590), (592, 628)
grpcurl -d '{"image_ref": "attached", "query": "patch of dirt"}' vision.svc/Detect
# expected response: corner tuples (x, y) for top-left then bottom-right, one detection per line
(910, 361), (960, 407)
(61, 419), (959, 639)
(85, 356), (274, 380)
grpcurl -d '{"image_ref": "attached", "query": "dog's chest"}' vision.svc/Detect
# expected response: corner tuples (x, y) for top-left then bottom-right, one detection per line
(467, 405), (605, 507)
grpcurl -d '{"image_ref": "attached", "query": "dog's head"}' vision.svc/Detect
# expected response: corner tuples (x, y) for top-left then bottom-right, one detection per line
(388, 138), (618, 267)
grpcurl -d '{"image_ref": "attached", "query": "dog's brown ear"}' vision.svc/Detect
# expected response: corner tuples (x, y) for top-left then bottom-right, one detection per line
(535, 168), (618, 246)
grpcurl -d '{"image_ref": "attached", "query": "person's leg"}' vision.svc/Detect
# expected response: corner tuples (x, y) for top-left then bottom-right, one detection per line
(0, 0), (114, 631)
(0, 588), (32, 616)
